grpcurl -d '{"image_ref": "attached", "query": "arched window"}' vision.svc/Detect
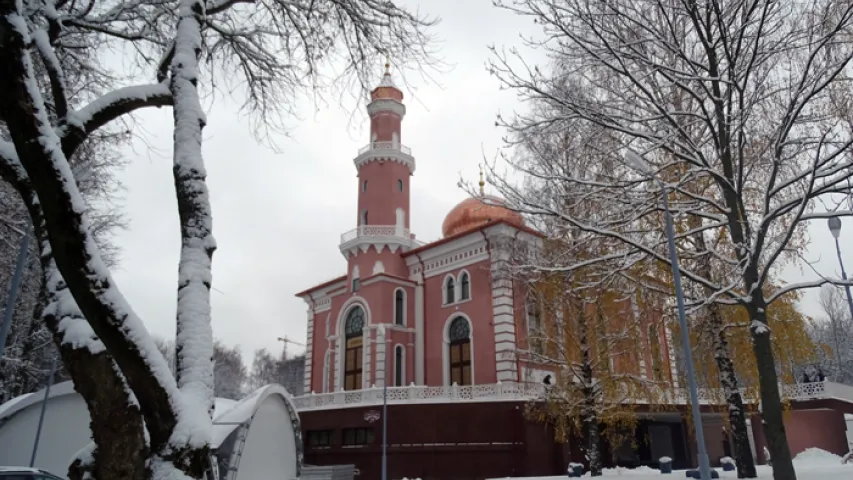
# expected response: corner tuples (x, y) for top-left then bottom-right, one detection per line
(344, 306), (365, 390)
(445, 276), (455, 304)
(397, 179), (404, 192)
(394, 345), (404, 386)
(527, 296), (543, 354)
(649, 324), (663, 381)
(460, 272), (470, 300)
(448, 316), (472, 386)
(394, 289), (405, 325)
(362, 180), (368, 192)
(360, 210), (368, 225)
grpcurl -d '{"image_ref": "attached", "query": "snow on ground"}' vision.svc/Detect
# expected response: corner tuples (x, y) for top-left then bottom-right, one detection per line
(487, 449), (852, 480)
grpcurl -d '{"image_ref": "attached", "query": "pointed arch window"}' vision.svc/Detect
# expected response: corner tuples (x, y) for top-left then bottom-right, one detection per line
(394, 289), (405, 325)
(648, 324), (663, 381)
(397, 179), (404, 192)
(460, 272), (470, 301)
(448, 316), (472, 386)
(344, 306), (365, 390)
(527, 296), (543, 354)
(360, 210), (368, 225)
(394, 345), (404, 386)
(445, 276), (456, 304)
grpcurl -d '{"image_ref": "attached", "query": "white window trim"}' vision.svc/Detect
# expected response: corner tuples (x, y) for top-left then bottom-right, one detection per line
(442, 313), (474, 387)
(393, 344), (406, 387)
(443, 274), (456, 305)
(457, 269), (472, 301)
(336, 297), (372, 391)
(393, 287), (407, 326)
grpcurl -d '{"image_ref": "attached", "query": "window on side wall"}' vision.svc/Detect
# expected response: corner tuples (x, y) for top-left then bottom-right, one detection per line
(445, 276), (456, 304)
(342, 427), (375, 446)
(460, 272), (470, 300)
(394, 289), (405, 325)
(306, 430), (334, 449)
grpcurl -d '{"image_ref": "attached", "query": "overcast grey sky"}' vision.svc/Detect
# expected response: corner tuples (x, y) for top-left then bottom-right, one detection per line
(109, 0), (853, 366)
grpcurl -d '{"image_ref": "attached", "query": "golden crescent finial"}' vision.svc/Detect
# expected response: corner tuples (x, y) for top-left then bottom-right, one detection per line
(478, 164), (485, 196)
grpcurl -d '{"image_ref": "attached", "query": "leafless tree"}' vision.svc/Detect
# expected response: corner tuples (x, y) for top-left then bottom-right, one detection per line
(488, 2), (853, 479)
(0, 0), (438, 478)
(807, 286), (853, 384)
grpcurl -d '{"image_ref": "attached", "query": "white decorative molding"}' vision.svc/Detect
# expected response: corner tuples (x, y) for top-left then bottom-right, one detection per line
(291, 381), (850, 412)
(414, 282), (425, 385)
(335, 297), (372, 391)
(441, 313), (475, 387)
(490, 242), (519, 383)
(353, 141), (415, 174)
(367, 99), (406, 118)
(372, 261), (385, 275)
(304, 305), (314, 393)
(340, 224), (420, 259)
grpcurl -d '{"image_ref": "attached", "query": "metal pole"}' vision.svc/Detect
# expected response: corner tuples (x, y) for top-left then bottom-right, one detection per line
(833, 236), (853, 324)
(30, 356), (58, 467)
(382, 336), (388, 480)
(657, 179), (711, 480)
(0, 228), (30, 358)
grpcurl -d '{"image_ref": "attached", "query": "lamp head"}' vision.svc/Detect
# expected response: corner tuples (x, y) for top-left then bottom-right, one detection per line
(828, 216), (842, 239)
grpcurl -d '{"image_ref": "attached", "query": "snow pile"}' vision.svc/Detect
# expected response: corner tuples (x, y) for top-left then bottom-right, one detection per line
(600, 466), (660, 476)
(792, 448), (844, 466)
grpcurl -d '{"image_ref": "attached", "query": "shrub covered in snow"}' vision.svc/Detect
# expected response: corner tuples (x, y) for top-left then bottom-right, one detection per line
(720, 457), (735, 465)
(792, 448), (844, 465)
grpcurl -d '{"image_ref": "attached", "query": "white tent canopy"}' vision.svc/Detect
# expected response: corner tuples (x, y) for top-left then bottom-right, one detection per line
(0, 382), (302, 479)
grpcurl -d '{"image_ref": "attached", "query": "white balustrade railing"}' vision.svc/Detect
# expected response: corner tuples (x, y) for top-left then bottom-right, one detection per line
(340, 225), (415, 244)
(291, 381), (853, 412)
(358, 141), (412, 156)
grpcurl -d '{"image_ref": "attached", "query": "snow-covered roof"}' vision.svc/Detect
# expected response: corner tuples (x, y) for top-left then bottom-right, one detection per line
(378, 73), (396, 88)
(2, 382), (261, 431)
(212, 383), (300, 448)
(0, 381), (77, 424)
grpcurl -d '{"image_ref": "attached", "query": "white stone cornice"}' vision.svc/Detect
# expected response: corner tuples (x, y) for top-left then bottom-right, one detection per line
(353, 142), (415, 174)
(367, 99), (406, 118)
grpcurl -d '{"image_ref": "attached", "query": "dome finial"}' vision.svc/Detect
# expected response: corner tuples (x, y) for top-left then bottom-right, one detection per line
(384, 54), (391, 75)
(478, 164), (486, 196)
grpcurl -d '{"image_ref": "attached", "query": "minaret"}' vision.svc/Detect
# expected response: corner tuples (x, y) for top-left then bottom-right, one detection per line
(339, 59), (418, 276)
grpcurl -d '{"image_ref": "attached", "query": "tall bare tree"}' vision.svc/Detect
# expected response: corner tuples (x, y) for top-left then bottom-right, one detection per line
(488, 2), (853, 479)
(0, 0), (438, 478)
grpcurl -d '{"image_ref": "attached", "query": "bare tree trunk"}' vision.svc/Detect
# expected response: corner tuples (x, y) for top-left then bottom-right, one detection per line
(578, 308), (603, 476)
(0, 169), (149, 478)
(748, 302), (795, 480)
(708, 304), (757, 478)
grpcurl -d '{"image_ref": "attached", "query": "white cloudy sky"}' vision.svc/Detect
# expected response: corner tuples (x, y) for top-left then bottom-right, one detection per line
(109, 0), (853, 365)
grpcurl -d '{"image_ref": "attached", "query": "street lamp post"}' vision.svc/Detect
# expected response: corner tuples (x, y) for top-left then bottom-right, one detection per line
(625, 150), (712, 480)
(0, 227), (31, 359)
(827, 216), (853, 324)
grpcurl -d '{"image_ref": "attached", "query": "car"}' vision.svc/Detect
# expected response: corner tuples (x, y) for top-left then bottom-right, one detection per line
(0, 467), (63, 480)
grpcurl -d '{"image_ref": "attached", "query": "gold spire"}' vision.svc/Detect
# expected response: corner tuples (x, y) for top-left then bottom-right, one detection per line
(478, 164), (485, 196)
(384, 54), (391, 75)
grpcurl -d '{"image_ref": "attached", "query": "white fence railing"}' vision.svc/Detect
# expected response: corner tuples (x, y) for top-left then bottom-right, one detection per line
(291, 381), (853, 412)
(340, 225), (415, 244)
(358, 141), (412, 156)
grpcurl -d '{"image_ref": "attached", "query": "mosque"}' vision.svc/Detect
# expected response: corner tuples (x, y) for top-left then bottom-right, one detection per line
(291, 65), (853, 479)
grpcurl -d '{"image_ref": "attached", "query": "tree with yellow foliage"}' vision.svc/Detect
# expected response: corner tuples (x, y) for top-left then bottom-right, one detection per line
(521, 239), (665, 476)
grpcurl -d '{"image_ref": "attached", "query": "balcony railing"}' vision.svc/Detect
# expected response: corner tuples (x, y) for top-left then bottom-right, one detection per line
(357, 141), (412, 156)
(291, 380), (853, 412)
(340, 225), (416, 244)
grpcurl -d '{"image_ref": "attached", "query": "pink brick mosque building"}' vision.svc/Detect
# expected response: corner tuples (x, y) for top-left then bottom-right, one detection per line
(291, 65), (853, 480)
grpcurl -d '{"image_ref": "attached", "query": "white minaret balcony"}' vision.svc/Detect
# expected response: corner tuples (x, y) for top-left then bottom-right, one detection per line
(339, 225), (421, 258)
(353, 141), (416, 174)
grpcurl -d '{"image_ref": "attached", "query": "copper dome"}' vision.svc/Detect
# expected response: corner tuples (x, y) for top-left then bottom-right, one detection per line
(441, 195), (524, 237)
